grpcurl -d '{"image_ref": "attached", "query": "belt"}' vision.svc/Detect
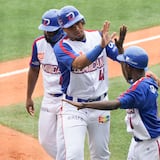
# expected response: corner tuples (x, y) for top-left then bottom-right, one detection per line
(134, 137), (143, 142)
(49, 93), (63, 97)
(65, 92), (107, 102)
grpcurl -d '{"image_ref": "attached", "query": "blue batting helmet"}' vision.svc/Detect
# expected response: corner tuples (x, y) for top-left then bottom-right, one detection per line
(58, 5), (85, 28)
(117, 46), (148, 69)
(38, 9), (61, 32)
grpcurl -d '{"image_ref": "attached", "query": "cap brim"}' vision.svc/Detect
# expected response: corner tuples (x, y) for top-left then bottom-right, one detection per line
(116, 54), (126, 62)
(38, 24), (60, 32)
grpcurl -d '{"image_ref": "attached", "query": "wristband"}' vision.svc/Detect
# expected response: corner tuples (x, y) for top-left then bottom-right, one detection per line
(86, 45), (103, 62)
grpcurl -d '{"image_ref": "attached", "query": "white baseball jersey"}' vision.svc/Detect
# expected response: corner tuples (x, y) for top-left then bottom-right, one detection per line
(30, 35), (62, 96)
(54, 30), (118, 99)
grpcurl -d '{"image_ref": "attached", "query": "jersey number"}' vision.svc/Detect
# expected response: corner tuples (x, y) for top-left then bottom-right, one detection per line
(99, 68), (104, 80)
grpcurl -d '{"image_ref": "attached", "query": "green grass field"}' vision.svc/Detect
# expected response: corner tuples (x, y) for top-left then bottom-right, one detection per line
(0, 64), (160, 160)
(1, 0), (160, 159)
(1, 0), (160, 61)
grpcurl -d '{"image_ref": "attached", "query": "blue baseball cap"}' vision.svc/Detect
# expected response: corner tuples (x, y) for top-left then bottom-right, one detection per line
(58, 5), (84, 28)
(117, 46), (148, 69)
(38, 9), (61, 32)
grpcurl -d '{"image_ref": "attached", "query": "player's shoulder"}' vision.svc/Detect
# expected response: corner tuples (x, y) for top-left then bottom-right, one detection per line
(32, 35), (47, 47)
(85, 29), (100, 34)
(132, 77), (146, 88)
(33, 35), (45, 43)
(54, 35), (68, 48)
(132, 76), (158, 91)
(84, 29), (101, 38)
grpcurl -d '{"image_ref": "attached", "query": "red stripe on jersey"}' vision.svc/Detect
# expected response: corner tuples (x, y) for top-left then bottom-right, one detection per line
(32, 36), (44, 52)
(29, 36), (45, 64)
(156, 140), (160, 158)
(59, 39), (77, 59)
(129, 117), (134, 129)
(119, 77), (146, 98)
(32, 36), (44, 48)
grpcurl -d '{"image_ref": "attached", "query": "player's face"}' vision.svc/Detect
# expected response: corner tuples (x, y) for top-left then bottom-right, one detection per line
(122, 63), (132, 82)
(64, 21), (85, 41)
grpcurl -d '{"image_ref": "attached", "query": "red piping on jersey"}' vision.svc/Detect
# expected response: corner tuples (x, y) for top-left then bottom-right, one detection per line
(119, 77), (146, 98)
(30, 35), (45, 64)
(59, 39), (77, 59)
(129, 116), (134, 129)
(60, 105), (67, 160)
(32, 35), (44, 52)
(156, 139), (160, 158)
(58, 30), (100, 59)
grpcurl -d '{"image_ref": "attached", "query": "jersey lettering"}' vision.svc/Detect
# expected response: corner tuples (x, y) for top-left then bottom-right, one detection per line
(42, 64), (60, 74)
(99, 68), (104, 80)
(150, 85), (157, 94)
(73, 56), (104, 74)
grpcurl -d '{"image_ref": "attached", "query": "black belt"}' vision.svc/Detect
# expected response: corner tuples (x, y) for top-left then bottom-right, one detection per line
(134, 137), (143, 142)
(65, 92), (107, 102)
(49, 93), (63, 97)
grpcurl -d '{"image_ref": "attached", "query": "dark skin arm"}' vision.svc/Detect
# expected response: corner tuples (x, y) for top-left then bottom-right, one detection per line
(26, 66), (40, 116)
(62, 99), (121, 110)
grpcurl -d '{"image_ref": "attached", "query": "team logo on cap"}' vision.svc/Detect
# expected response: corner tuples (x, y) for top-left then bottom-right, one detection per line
(125, 56), (138, 65)
(42, 18), (50, 26)
(66, 12), (75, 21)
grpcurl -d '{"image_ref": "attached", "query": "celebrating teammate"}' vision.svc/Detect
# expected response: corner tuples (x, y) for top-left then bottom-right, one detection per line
(53, 5), (127, 160)
(64, 46), (160, 160)
(25, 9), (64, 158)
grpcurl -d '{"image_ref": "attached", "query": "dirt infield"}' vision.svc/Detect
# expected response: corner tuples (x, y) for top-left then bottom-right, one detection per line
(0, 26), (160, 159)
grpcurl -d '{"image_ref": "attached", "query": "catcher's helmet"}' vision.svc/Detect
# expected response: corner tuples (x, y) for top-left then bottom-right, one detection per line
(117, 46), (148, 69)
(38, 9), (61, 32)
(58, 5), (84, 28)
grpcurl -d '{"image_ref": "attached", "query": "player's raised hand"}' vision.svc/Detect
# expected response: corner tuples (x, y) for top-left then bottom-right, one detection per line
(62, 99), (84, 110)
(115, 25), (127, 54)
(101, 21), (116, 48)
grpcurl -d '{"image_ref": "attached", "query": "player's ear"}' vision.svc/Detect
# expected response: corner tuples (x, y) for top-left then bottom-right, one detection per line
(120, 62), (127, 79)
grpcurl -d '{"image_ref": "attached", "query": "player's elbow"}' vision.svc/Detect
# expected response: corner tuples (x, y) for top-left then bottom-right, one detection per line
(72, 58), (90, 70)
(72, 63), (85, 70)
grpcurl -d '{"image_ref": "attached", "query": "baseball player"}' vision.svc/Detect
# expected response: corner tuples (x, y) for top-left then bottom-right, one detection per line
(25, 9), (64, 158)
(64, 46), (160, 160)
(53, 5), (126, 160)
